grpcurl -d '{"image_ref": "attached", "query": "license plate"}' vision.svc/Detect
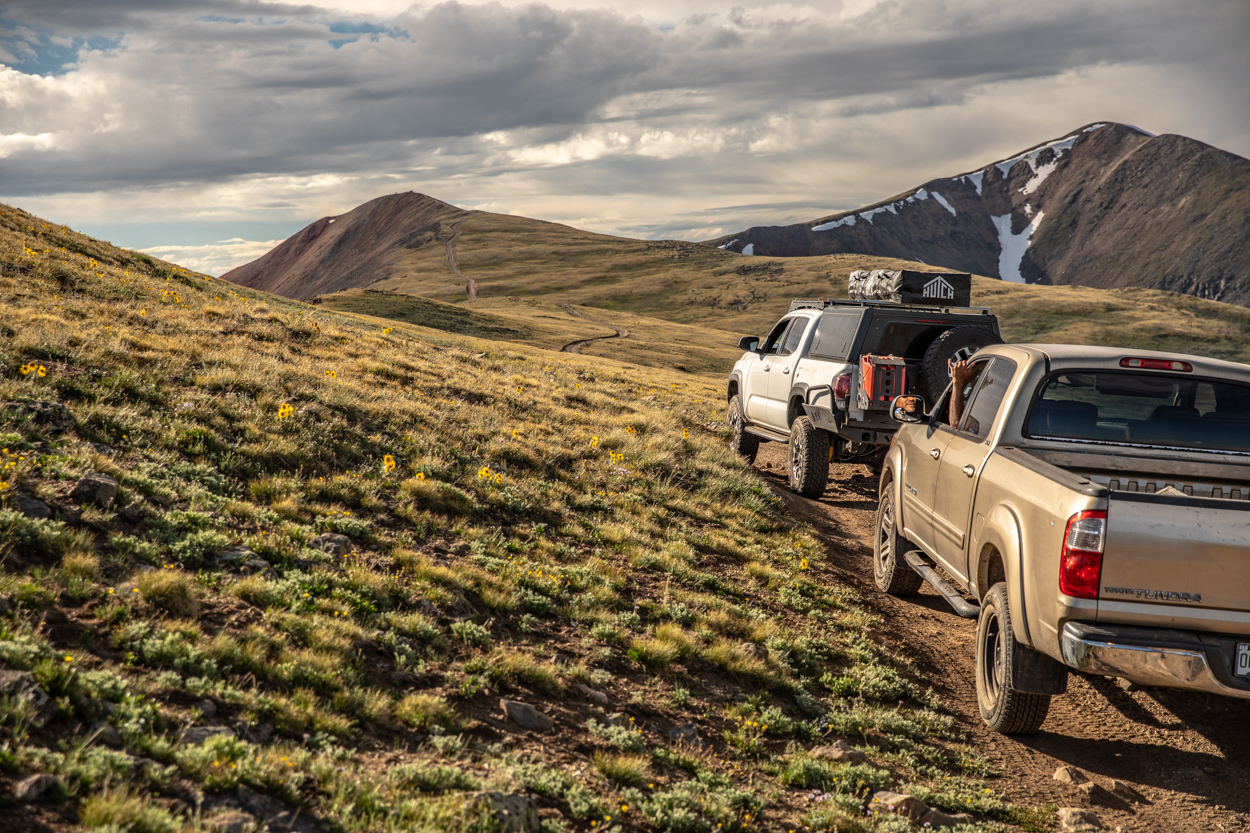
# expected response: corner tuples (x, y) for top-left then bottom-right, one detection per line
(1237, 643), (1250, 678)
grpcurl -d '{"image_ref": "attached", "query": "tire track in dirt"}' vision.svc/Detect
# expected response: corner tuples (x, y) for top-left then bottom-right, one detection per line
(444, 219), (475, 300)
(753, 442), (1250, 833)
(557, 303), (630, 353)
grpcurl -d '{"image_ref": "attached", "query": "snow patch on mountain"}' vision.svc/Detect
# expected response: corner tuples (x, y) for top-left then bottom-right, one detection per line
(931, 191), (956, 216)
(812, 215), (855, 232)
(717, 238), (739, 249)
(958, 171), (985, 196)
(992, 211), (1044, 284)
(741, 243), (755, 255)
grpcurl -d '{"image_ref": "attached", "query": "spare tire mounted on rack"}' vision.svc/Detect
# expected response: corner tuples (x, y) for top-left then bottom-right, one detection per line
(919, 326), (1004, 402)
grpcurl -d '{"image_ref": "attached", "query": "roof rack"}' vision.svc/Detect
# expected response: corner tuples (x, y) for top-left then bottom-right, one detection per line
(788, 298), (994, 315)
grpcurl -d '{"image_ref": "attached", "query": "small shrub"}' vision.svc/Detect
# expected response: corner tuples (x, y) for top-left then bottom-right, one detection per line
(79, 787), (182, 833)
(396, 693), (462, 732)
(136, 570), (201, 617)
(593, 751), (648, 786)
(450, 620), (492, 648)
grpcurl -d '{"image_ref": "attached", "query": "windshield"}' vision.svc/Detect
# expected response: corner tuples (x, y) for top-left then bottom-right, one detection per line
(1025, 371), (1250, 453)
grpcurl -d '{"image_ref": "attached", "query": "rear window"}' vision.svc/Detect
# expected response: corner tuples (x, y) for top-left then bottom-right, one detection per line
(1025, 371), (1250, 453)
(860, 318), (992, 360)
(808, 312), (861, 360)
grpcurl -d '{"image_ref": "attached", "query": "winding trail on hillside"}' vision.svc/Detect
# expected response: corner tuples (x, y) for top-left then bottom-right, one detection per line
(751, 443), (1250, 833)
(557, 303), (630, 353)
(444, 219), (475, 301)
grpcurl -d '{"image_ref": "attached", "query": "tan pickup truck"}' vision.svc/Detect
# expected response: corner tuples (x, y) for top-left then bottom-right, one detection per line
(877, 343), (1250, 733)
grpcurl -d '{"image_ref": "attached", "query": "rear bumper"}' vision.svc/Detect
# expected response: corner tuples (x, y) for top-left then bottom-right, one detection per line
(1060, 621), (1250, 700)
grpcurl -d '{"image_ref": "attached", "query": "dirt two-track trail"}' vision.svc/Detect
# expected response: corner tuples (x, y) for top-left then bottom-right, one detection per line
(753, 443), (1250, 832)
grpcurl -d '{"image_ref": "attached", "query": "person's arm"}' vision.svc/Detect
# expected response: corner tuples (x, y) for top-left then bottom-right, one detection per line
(949, 360), (972, 426)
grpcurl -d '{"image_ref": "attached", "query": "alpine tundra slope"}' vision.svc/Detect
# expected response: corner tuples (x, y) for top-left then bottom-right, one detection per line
(879, 343), (1250, 734)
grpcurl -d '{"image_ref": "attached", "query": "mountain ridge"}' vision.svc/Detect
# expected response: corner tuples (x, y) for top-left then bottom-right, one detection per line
(707, 123), (1250, 305)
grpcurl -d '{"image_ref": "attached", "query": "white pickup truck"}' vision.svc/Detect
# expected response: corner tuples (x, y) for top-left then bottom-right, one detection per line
(727, 295), (1001, 496)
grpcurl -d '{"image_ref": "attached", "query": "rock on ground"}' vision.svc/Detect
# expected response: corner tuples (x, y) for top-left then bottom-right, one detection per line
(810, 739), (870, 765)
(205, 811), (257, 833)
(500, 700), (553, 733)
(309, 533), (352, 556)
(868, 791), (928, 822)
(183, 725), (236, 744)
(472, 792), (539, 833)
(1, 401), (75, 432)
(1054, 765), (1091, 785)
(1058, 807), (1104, 831)
(70, 472), (119, 508)
(669, 722), (701, 746)
(570, 683), (609, 706)
(14, 773), (61, 801)
(12, 493), (50, 519)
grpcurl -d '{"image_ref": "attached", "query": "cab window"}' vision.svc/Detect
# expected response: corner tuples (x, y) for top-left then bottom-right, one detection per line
(777, 318), (809, 357)
(761, 318), (795, 355)
(959, 358), (1017, 438)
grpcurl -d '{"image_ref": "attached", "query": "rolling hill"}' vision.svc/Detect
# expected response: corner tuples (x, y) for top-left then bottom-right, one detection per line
(708, 123), (1250, 305)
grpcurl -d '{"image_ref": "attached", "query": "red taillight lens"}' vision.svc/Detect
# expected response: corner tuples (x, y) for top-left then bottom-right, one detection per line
(1059, 510), (1106, 599)
(834, 373), (851, 400)
(1120, 357), (1192, 372)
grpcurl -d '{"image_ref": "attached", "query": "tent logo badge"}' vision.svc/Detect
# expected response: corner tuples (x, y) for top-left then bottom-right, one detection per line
(923, 276), (955, 300)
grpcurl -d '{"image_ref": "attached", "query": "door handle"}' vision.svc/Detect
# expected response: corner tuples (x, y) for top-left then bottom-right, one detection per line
(930, 448), (941, 460)
(781, 367), (791, 375)
(962, 464), (975, 477)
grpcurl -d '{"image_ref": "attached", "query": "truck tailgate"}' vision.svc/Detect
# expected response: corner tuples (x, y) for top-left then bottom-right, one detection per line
(1099, 490), (1250, 633)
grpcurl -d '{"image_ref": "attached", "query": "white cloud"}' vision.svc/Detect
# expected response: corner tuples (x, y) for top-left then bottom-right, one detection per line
(0, 0), (1244, 257)
(139, 238), (287, 276)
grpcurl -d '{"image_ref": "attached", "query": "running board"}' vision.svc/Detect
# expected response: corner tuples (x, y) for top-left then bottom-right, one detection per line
(902, 551), (980, 619)
(744, 425), (790, 443)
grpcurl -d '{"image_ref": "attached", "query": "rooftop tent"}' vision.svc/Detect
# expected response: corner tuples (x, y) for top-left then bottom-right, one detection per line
(848, 269), (972, 307)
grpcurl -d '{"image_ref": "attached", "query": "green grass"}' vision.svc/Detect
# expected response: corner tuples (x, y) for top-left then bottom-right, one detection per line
(0, 201), (1076, 831)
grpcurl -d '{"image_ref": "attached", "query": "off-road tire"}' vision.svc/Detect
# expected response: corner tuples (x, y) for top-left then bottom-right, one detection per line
(874, 488), (924, 595)
(787, 415), (829, 498)
(727, 395), (759, 464)
(919, 326), (1004, 401)
(975, 583), (1051, 734)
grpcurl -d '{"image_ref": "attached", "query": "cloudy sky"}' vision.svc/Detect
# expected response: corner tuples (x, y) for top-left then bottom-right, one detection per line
(2, 0), (1246, 275)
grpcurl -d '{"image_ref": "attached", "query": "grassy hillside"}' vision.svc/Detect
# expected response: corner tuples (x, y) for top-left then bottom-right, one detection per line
(323, 210), (1250, 366)
(0, 204), (1052, 832)
(312, 290), (747, 376)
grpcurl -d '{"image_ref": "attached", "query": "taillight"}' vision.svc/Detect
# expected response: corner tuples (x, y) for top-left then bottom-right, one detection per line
(1059, 510), (1106, 599)
(833, 373), (851, 401)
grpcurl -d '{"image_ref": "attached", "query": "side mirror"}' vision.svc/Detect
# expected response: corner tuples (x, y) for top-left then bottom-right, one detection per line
(738, 335), (760, 352)
(890, 395), (926, 424)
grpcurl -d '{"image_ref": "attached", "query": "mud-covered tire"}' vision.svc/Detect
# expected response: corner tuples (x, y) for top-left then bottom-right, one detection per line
(873, 487), (924, 595)
(919, 326), (1003, 401)
(975, 583), (1051, 734)
(727, 395), (759, 464)
(787, 415), (829, 498)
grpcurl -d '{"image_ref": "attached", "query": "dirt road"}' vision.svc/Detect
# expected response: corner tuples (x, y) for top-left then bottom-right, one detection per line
(556, 303), (630, 353)
(444, 220), (475, 300)
(753, 442), (1250, 832)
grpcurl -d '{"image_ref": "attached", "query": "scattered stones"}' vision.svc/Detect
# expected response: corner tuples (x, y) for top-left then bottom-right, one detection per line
(1117, 678), (1145, 692)
(868, 791), (928, 822)
(669, 722), (701, 746)
(210, 546), (256, 568)
(571, 683), (609, 706)
(194, 699), (218, 718)
(70, 472), (119, 508)
(1079, 782), (1115, 805)
(810, 740), (870, 766)
(471, 792), (540, 833)
(205, 811), (257, 833)
(1, 401), (75, 433)
(1110, 781), (1146, 803)
(13, 773), (61, 801)
(90, 722), (123, 748)
(310, 533), (352, 556)
(1057, 807), (1104, 831)
(500, 700), (553, 733)
(89, 442), (116, 456)
(604, 712), (632, 729)
(241, 558), (274, 576)
(183, 725), (236, 744)
(12, 493), (51, 520)
(245, 721), (274, 744)
(1054, 765), (1091, 786)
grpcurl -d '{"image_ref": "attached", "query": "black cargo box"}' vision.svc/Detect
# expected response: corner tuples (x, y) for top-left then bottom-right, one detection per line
(848, 269), (972, 307)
